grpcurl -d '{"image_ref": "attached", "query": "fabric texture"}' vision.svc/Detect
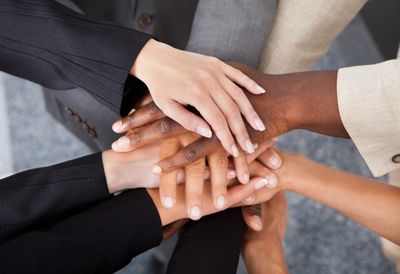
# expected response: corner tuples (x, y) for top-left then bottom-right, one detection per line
(0, 0), (152, 115)
(338, 59), (400, 176)
(0, 188), (163, 274)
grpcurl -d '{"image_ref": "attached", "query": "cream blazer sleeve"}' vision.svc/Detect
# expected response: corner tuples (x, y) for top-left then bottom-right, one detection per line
(338, 57), (400, 177)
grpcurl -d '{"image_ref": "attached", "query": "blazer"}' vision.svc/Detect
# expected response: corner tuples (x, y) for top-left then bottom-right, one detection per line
(0, 0), (151, 116)
(0, 153), (163, 273)
(259, 0), (400, 177)
(42, 0), (276, 151)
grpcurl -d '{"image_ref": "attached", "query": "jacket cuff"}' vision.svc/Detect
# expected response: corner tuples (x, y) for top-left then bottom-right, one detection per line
(337, 59), (400, 177)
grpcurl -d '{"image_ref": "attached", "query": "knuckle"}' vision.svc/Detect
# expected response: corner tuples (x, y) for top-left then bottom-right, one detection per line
(188, 166), (204, 178)
(213, 155), (228, 168)
(146, 102), (160, 115)
(183, 148), (198, 162)
(128, 134), (142, 146)
(159, 119), (174, 134)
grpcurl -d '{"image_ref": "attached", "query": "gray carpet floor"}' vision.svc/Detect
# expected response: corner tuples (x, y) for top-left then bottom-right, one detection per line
(1, 15), (396, 274)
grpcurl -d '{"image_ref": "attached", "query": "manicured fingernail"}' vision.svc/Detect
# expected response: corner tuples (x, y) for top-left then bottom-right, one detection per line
(215, 196), (226, 209)
(227, 170), (237, 179)
(196, 126), (212, 138)
(254, 118), (266, 131)
(128, 108), (136, 115)
(245, 140), (255, 154)
(152, 165), (162, 175)
(231, 144), (239, 157)
(265, 175), (278, 188)
(162, 197), (174, 209)
(116, 136), (130, 148)
(242, 173), (250, 184)
(268, 154), (282, 168)
(252, 215), (263, 231)
(189, 206), (202, 220)
(243, 195), (255, 205)
(253, 143), (259, 149)
(255, 178), (267, 190)
(272, 137), (279, 142)
(256, 84), (266, 94)
(112, 121), (123, 132)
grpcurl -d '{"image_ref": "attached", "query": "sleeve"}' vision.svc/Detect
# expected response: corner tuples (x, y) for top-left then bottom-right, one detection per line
(0, 189), (163, 274)
(185, 0), (275, 67)
(259, 0), (367, 74)
(0, 153), (111, 243)
(337, 59), (400, 177)
(0, 0), (152, 115)
(166, 208), (247, 274)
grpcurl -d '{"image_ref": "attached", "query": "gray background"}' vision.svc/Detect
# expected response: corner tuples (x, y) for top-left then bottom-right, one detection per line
(0, 15), (396, 274)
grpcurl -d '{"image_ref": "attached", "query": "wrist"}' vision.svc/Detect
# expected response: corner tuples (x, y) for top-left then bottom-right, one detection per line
(130, 39), (168, 81)
(102, 151), (127, 194)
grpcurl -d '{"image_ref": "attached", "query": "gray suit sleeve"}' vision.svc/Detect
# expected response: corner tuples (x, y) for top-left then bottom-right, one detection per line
(185, 0), (277, 67)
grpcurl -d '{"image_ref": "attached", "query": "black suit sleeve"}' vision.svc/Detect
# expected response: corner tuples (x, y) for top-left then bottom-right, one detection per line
(0, 153), (111, 243)
(0, 0), (151, 115)
(0, 189), (163, 274)
(167, 208), (247, 274)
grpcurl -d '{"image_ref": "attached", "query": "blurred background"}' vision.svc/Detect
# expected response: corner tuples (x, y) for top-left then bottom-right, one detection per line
(0, 0), (399, 273)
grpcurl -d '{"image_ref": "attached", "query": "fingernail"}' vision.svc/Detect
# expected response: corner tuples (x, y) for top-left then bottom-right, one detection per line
(268, 154), (282, 168)
(272, 137), (279, 142)
(128, 108), (136, 115)
(152, 165), (162, 175)
(189, 206), (202, 220)
(254, 118), (266, 131)
(255, 178), (267, 190)
(231, 144), (239, 157)
(265, 175), (278, 188)
(243, 195), (255, 205)
(252, 215), (263, 231)
(116, 136), (130, 148)
(196, 126), (212, 138)
(245, 140), (255, 154)
(215, 196), (226, 209)
(256, 84), (266, 94)
(253, 143), (259, 149)
(112, 121), (123, 132)
(162, 197), (174, 209)
(227, 170), (237, 179)
(242, 173), (250, 184)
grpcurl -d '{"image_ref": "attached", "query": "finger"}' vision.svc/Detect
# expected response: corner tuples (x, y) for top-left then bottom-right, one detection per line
(249, 160), (279, 189)
(112, 117), (185, 152)
(159, 138), (181, 209)
(234, 147), (250, 184)
(152, 136), (220, 174)
(242, 205), (263, 231)
(185, 158), (206, 220)
(139, 94), (153, 107)
(163, 100), (213, 139)
(112, 101), (165, 133)
(220, 76), (266, 132)
(221, 63), (266, 95)
(208, 149), (229, 209)
(257, 148), (282, 170)
(210, 85), (255, 154)
(194, 96), (237, 156)
(179, 133), (206, 220)
(246, 139), (277, 164)
(226, 177), (268, 206)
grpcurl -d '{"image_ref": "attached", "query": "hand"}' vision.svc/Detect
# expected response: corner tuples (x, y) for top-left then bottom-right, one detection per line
(241, 194), (289, 274)
(113, 63), (347, 176)
(116, 39), (267, 156)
